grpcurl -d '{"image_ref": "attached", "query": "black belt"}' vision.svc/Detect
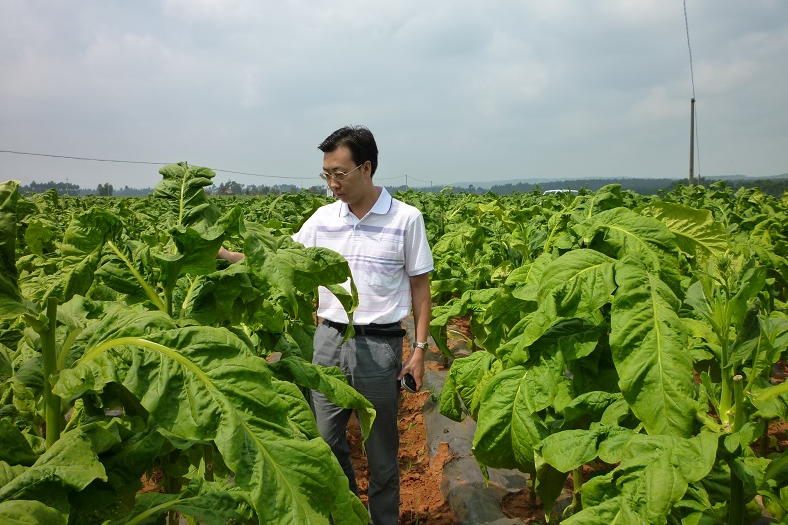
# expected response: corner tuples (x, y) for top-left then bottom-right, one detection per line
(323, 319), (406, 337)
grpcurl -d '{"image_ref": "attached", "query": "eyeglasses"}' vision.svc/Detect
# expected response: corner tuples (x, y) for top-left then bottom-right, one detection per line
(319, 163), (363, 183)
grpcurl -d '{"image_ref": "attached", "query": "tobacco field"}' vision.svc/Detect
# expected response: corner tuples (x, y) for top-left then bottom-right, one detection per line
(1, 165), (787, 525)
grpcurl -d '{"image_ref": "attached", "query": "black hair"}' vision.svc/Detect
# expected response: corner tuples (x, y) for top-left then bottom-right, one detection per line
(318, 125), (379, 176)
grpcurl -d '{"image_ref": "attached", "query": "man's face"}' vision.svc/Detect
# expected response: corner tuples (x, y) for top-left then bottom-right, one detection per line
(322, 145), (370, 204)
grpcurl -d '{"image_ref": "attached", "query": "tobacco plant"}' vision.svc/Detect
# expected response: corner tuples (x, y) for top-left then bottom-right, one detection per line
(436, 185), (788, 524)
(0, 167), (375, 525)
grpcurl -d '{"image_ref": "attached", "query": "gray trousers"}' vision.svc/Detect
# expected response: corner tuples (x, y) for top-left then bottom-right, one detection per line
(311, 321), (402, 525)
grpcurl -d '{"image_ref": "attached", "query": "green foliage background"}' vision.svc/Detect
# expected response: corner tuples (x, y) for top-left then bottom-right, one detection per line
(1, 171), (787, 524)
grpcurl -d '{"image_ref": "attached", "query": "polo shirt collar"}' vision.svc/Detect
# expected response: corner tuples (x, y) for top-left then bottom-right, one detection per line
(338, 186), (392, 217)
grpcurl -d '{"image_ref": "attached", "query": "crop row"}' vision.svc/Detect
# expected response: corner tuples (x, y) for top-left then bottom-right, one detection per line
(1, 168), (787, 524)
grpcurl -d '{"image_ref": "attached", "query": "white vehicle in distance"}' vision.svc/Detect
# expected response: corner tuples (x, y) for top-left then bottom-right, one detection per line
(542, 189), (579, 195)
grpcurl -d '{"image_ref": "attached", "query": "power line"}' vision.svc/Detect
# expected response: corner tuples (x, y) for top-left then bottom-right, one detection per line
(0, 149), (167, 166)
(1, 148), (314, 181)
(206, 168), (312, 181)
(407, 175), (430, 184)
(1, 148), (407, 184)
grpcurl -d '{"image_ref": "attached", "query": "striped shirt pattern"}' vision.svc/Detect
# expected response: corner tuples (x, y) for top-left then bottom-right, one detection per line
(292, 187), (433, 324)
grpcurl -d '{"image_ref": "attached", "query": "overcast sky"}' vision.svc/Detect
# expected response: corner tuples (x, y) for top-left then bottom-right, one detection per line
(1, 0), (786, 190)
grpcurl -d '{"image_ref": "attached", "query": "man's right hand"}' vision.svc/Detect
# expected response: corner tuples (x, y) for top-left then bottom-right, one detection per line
(217, 246), (246, 263)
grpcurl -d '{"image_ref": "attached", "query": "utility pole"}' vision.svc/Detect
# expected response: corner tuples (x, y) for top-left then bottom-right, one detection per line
(689, 98), (695, 187)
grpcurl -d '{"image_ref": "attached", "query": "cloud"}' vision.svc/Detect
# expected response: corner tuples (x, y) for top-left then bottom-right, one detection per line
(1, 0), (786, 189)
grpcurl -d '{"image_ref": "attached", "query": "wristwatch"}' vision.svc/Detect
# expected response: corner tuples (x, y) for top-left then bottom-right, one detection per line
(412, 341), (429, 350)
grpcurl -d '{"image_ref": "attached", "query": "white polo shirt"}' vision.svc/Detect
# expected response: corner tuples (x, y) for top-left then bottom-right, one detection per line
(292, 187), (434, 325)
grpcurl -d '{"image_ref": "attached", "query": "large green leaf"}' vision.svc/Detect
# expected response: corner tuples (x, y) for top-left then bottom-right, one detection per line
(110, 479), (253, 525)
(153, 163), (220, 227)
(564, 432), (718, 525)
(729, 265), (767, 334)
(432, 223), (486, 265)
(153, 224), (226, 290)
(506, 250), (614, 364)
(559, 391), (624, 430)
(267, 357), (376, 440)
(83, 417), (167, 500)
(54, 320), (367, 524)
(506, 252), (554, 301)
(0, 181), (28, 319)
(439, 351), (500, 421)
(759, 450), (788, 521)
(0, 500), (65, 525)
(153, 206), (243, 301)
(610, 259), (695, 437)
(541, 426), (630, 473)
(0, 419), (39, 466)
(0, 426), (107, 506)
(96, 240), (163, 309)
(245, 227), (357, 321)
(533, 452), (568, 523)
(576, 207), (682, 294)
(570, 184), (624, 225)
(537, 249), (616, 317)
(472, 365), (551, 473)
(23, 218), (58, 257)
(21, 209), (122, 305)
(180, 264), (259, 325)
(639, 201), (729, 262)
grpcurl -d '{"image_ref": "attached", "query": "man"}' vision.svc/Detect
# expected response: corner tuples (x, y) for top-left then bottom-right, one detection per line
(221, 126), (433, 525)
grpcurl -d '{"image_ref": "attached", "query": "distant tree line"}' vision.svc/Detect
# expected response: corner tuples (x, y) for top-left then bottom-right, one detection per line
(407, 176), (788, 198)
(19, 181), (154, 196)
(19, 180), (81, 195)
(208, 180), (325, 196)
(113, 186), (154, 196)
(16, 175), (788, 198)
(404, 178), (683, 195)
(488, 178), (684, 196)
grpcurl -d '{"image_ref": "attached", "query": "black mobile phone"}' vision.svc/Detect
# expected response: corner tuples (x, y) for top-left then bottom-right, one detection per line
(401, 373), (417, 393)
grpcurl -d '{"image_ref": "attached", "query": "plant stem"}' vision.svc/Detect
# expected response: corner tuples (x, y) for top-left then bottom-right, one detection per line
(759, 419), (771, 457)
(718, 302), (733, 427)
(527, 475), (537, 507)
(572, 466), (583, 514)
(42, 296), (62, 448)
(728, 375), (745, 525)
(164, 283), (174, 318)
(163, 450), (183, 525)
(204, 444), (214, 482)
(732, 375), (746, 432)
(728, 464), (744, 525)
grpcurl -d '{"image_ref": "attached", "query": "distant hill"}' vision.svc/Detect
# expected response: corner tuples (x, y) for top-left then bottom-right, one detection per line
(485, 178), (680, 196)
(16, 172), (788, 198)
(394, 172), (788, 198)
(465, 172), (788, 189)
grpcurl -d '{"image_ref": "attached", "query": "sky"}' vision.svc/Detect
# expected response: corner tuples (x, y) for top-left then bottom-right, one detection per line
(1, 0), (786, 190)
